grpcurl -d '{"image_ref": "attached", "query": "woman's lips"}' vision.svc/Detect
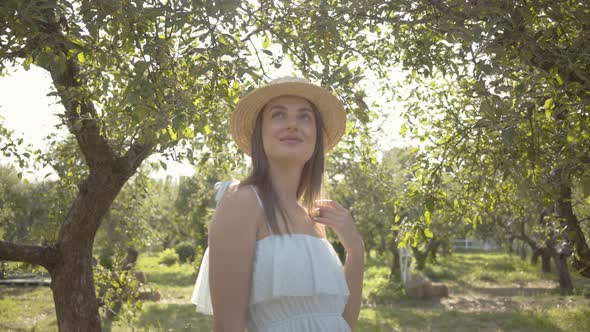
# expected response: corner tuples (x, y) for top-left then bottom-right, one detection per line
(281, 138), (302, 144)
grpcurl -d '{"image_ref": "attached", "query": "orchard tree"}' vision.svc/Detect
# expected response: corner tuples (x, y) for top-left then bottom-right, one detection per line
(327, 144), (418, 280)
(174, 163), (234, 251)
(0, 1), (374, 330)
(350, 0), (590, 277)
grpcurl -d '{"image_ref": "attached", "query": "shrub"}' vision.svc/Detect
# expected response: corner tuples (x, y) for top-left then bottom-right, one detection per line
(193, 246), (205, 274)
(98, 247), (115, 270)
(158, 248), (179, 266)
(175, 242), (196, 263)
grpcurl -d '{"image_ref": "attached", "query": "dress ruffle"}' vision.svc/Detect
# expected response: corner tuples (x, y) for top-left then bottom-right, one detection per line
(190, 246), (213, 315)
(250, 234), (350, 305)
(191, 235), (350, 315)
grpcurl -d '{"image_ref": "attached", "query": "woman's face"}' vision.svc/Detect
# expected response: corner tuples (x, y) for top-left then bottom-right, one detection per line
(261, 95), (317, 164)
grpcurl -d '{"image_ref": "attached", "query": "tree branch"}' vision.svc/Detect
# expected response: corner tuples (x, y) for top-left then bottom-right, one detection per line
(0, 240), (59, 270)
(119, 142), (153, 177)
(19, 5), (119, 172)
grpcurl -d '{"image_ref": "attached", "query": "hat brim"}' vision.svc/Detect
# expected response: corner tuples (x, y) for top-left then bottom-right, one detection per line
(230, 81), (346, 156)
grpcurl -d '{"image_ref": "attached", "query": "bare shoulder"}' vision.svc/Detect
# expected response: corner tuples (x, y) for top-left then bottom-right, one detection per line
(207, 184), (261, 327)
(208, 185), (261, 242)
(217, 184), (261, 214)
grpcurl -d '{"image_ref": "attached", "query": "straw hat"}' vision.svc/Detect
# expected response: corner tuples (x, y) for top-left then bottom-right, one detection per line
(230, 77), (347, 156)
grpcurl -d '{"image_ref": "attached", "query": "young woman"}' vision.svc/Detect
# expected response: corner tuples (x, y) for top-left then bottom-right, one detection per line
(191, 77), (365, 331)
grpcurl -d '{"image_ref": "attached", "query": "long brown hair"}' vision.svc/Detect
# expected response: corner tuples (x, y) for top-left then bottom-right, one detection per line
(238, 99), (326, 236)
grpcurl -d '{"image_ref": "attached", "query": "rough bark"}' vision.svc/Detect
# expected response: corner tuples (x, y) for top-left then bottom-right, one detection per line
(517, 242), (527, 261)
(554, 245), (574, 295)
(50, 170), (129, 331)
(389, 247), (400, 281)
(0, 241), (59, 269)
(51, 240), (101, 331)
(430, 240), (441, 263)
(1, 6), (152, 330)
(541, 248), (552, 273)
(333, 240), (346, 264)
(532, 247), (543, 265)
(411, 238), (440, 271)
(555, 181), (590, 278)
(412, 246), (428, 271)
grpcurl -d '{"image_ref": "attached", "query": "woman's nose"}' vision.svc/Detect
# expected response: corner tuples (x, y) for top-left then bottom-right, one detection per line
(286, 113), (298, 129)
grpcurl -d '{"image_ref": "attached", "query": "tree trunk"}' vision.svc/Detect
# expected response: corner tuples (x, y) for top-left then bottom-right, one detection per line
(518, 242), (527, 261)
(412, 247), (428, 271)
(532, 247), (543, 265)
(555, 181), (590, 278)
(542, 248), (552, 273)
(197, 222), (208, 250)
(441, 241), (451, 257)
(507, 237), (515, 253)
(430, 240), (441, 263)
(50, 172), (129, 331)
(389, 248), (400, 281)
(554, 247), (574, 295)
(50, 242), (100, 331)
(333, 240), (346, 263)
(0, 4), (152, 330)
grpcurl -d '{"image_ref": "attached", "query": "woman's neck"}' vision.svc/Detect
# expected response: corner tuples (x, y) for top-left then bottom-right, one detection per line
(268, 161), (303, 209)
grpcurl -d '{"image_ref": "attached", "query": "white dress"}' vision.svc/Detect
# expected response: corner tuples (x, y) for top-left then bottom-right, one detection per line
(191, 182), (351, 332)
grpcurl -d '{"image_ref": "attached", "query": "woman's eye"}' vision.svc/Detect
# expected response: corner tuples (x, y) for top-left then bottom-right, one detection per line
(272, 112), (284, 118)
(300, 113), (312, 120)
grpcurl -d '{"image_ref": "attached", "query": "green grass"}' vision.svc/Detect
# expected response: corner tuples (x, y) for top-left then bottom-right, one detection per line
(423, 252), (548, 284)
(1, 250), (589, 331)
(0, 285), (56, 331)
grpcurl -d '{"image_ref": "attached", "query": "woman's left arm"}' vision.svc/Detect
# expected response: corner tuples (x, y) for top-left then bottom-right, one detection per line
(313, 200), (365, 330)
(342, 237), (365, 330)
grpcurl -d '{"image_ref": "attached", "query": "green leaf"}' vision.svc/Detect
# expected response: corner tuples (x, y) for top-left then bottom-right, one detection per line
(218, 35), (229, 46)
(263, 34), (270, 49)
(544, 98), (554, 111)
(23, 56), (33, 70)
(182, 127), (195, 139)
(424, 228), (433, 238)
(424, 210), (431, 224)
(400, 123), (408, 136)
(168, 127), (177, 140)
(77, 52), (86, 63)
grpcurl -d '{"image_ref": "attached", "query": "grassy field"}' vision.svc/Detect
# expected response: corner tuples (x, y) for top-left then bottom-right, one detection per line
(1, 250), (589, 331)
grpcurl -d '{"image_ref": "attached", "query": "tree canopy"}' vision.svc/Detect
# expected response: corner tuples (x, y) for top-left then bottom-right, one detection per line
(1, 0), (590, 329)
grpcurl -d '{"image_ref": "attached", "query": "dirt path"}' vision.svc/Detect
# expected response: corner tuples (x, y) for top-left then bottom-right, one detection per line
(442, 279), (590, 312)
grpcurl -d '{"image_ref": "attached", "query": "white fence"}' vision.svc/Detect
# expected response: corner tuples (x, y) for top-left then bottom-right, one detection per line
(453, 239), (499, 251)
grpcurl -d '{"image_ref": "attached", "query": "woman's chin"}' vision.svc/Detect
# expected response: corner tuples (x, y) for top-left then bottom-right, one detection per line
(267, 150), (313, 164)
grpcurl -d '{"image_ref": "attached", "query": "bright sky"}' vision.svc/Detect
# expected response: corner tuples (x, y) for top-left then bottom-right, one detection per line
(0, 62), (409, 181)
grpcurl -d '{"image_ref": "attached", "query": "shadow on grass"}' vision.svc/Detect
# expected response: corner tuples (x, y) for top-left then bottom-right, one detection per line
(134, 303), (211, 331)
(0, 285), (50, 297)
(449, 279), (559, 297)
(358, 306), (567, 332)
(133, 302), (568, 332)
